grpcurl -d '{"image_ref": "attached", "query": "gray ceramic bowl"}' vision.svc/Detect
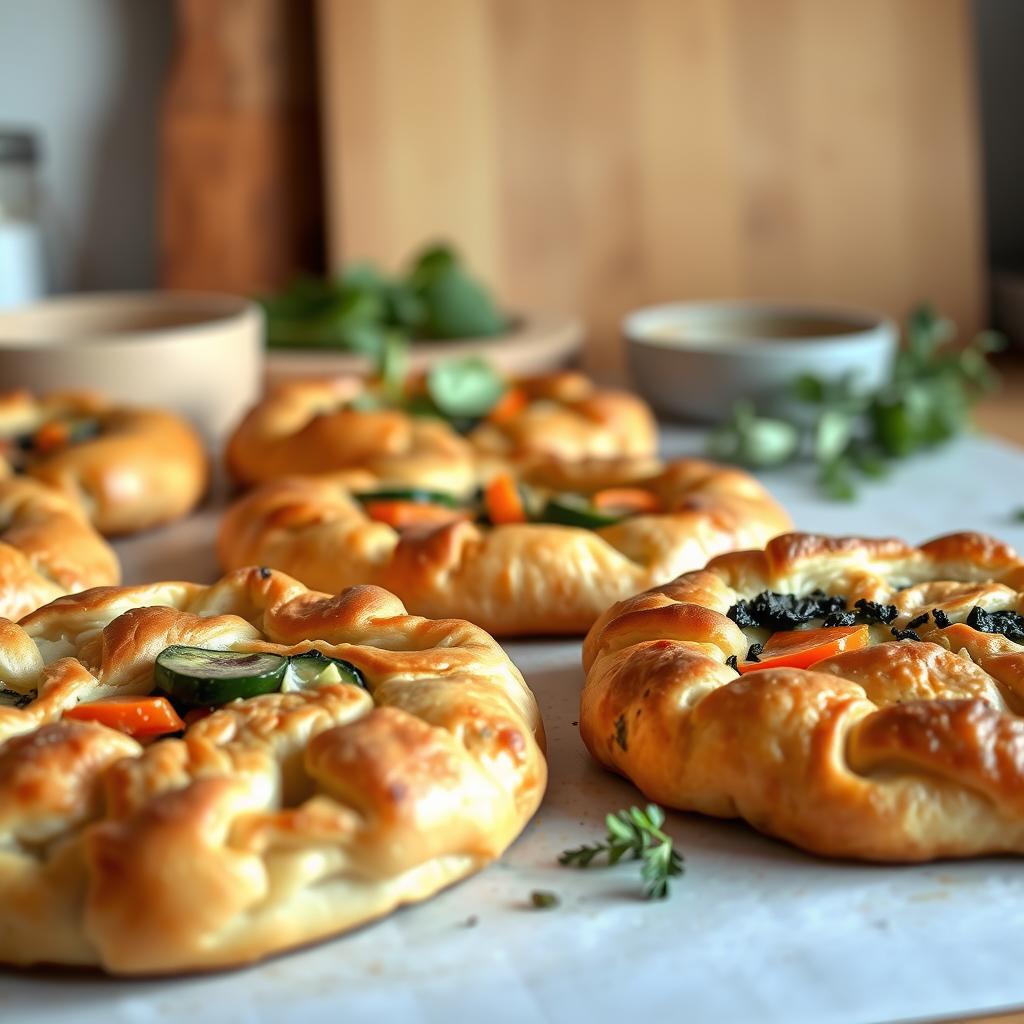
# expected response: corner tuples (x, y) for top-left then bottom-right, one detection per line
(624, 300), (898, 422)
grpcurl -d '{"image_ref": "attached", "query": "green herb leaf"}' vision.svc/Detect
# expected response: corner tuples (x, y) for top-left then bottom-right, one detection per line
(814, 409), (854, 464)
(819, 457), (857, 501)
(427, 358), (507, 419)
(415, 264), (507, 338)
(530, 890), (561, 910)
(559, 803), (684, 900)
(407, 242), (458, 287)
(706, 401), (800, 468)
(849, 445), (889, 479)
(376, 330), (409, 405)
(792, 373), (826, 403)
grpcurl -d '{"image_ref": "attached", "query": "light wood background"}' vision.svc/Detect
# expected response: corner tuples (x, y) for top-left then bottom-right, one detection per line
(318, 0), (985, 375)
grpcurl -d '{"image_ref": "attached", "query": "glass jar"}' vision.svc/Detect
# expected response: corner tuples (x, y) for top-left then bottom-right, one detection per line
(0, 129), (47, 308)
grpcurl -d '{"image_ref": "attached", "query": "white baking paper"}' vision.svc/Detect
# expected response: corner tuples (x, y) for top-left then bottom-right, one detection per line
(4, 428), (1024, 1024)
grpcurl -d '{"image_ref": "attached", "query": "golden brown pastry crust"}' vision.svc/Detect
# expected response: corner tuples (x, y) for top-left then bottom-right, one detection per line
(0, 390), (208, 535)
(0, 568), (545, 974)
(224, 372), (657, 488)
(466, 372), (657, 461)
(581, 530), (1024, 862)
(0, 477), (119, 620)
(217, 458), (792, 636)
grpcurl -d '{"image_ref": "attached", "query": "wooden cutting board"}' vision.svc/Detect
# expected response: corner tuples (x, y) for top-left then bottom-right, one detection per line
(160, 0), (324, 294)
(317, 0), (986, 375)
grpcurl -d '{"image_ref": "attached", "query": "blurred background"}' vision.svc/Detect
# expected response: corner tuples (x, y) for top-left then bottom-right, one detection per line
(0, 0), (1021, 378)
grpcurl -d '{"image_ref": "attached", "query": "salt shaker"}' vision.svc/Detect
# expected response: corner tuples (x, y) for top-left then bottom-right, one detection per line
(0, 129), (47, 309)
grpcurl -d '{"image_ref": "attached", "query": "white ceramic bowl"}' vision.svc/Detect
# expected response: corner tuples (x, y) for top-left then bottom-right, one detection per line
(0, 292), (263, 441)
(624, 301), (898, 422)
(265, 312), (583, 385)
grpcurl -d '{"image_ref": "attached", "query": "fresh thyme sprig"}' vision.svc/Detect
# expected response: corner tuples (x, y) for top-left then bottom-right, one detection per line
(559, 804), (684, 899)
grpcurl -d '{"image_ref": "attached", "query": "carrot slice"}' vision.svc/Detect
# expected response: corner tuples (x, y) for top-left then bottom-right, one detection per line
(65, 696), (185, 738)
(362, 500), (468, 530)
(738, 625), (870, 674)
(32, 421), (70, 454)
(591, 488), (662, 516)
(486, 387), (529, 423)
(484, 473), (527, 525)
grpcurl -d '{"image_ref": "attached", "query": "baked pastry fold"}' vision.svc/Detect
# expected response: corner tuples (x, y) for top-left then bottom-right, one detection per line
(0, 389), (207, 534)
(582, 531), (1024, 861)
(0, 476), (119, 620)
(225, 371), (658, 488)
(0, 568), (545, 973)
(217, 458), (792, 636)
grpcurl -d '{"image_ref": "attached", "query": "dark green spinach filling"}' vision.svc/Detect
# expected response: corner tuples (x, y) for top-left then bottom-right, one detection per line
(727, 591), (899, 631)
(726, 591), (1024, 647)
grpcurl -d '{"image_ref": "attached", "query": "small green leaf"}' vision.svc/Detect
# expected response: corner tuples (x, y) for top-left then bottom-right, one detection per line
(408, 242), (458, 287)
(814, 410), (854, 464)
(819, 457), (857, 501)
(707, 401), (800, 468)
(606, 811), (635, 841)
(849, 446), (888, 479)
(792, 373), (826, 403)
(376, 331), (409, 404)
(530, 890), (561, 910)
(427, 358), (507, 418)
(416, 265), (507, 338)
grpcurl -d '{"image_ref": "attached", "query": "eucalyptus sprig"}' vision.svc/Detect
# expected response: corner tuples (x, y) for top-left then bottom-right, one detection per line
(559, 804), (684, 900)
(707, 305), (1003, 500)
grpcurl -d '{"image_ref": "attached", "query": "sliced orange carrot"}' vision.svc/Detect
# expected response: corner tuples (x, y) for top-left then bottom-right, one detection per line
(591, 487), (662, 516)
(484, 472), (528, 525)
(486, 386), (529, 424)
(362, 500), (469, 531)
(65, 696), (185, 738)
(32, 420), (70, 454)
(738, 624), (870, 674)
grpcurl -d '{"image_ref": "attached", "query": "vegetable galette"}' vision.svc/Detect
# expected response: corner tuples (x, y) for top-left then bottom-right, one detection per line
(218, 458), (791, 636)
(0, 568), (546, 973)
(0, 389), (207, 534)
(582, 531), (1024, 861)
(225, 371), (657, 488)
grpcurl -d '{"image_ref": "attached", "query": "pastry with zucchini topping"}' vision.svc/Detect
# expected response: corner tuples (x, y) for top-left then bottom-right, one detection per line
(218, 457), (792, 636)
(582, 530), (1024, 862)
(0, 566), (544, 973)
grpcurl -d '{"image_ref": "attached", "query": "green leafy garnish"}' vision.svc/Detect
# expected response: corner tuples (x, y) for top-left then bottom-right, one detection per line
(262, 241), (507, 354)
(375, 329), (409, 406)
(529, 890), (561, 910)
(559, 804), (684, 900)
(707, 305), (1002, 500)
(706, 400), (799, 468)
(426, 357), (507, 419)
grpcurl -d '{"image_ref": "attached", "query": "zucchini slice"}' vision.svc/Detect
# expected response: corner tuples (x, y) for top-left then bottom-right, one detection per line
(537, 495), (625, 530)
(353, 487), (460, 508)
(282, 650), (367, 692)
(154, 646), (288, 707)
